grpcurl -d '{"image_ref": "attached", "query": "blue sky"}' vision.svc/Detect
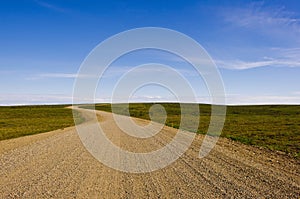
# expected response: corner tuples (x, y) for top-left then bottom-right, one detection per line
(1, 0), (300, 105)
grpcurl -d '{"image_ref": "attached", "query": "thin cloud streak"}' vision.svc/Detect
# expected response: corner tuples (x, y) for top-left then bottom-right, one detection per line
(28, 65), (202, 80)
(26, 73), (95, 80)
(216, 47), (300, 70)
(40, 73), (78, 78)
(222, 2), (300, 33)
(34, 0), (67, 13)
(216, 59), (300, 70)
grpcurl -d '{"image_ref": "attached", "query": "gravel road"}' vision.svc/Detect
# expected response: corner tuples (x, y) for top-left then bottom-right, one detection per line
(0, 107), (299, 198)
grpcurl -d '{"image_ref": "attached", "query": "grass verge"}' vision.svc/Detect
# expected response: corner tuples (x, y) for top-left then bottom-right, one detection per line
(0, 105), (84, 140)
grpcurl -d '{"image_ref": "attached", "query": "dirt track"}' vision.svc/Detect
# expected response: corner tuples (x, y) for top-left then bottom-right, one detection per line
(0, 107), (299, 198)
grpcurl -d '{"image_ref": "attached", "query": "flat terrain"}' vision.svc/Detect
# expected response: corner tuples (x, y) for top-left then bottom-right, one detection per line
(84, 103), (300, 158)
(0, 105), (83, 140)
(0, 107), (299, 198)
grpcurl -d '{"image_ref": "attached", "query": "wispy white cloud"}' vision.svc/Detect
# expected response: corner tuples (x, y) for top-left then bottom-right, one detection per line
(222, 2), (300, 33)
(216, 47), (300, 70)
(28, 65), (202, 81)
(40, 73), (78, 78)
(216, 59), (272, 70)
(216, 58), (300, 70)
(34, 0), (67, 13)
(26, 73), (94, 80)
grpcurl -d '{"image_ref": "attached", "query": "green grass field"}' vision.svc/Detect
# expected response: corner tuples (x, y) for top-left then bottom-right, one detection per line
(1, 103), (299, 158)
(0, 105), (83, 140)
(80, 103), (300, 158)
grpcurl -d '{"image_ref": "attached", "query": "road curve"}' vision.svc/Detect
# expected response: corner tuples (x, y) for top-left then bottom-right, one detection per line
(0, 107), (299, 198)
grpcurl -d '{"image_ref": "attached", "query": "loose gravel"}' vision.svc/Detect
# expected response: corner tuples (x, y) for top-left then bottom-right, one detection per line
(0, 108), (299, 198)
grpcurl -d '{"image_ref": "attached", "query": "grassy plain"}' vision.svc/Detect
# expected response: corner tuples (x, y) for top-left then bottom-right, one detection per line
(1, 103), (299, 158)
(81, 103), (300, 158)
(0, 105), (83, 140)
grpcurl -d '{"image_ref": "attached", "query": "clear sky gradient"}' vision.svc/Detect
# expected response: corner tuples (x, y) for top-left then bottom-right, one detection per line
(1, 0), (300, 105)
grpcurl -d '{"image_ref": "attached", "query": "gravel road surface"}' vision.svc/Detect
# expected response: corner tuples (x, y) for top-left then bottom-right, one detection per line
(0, 107), (299, 198)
